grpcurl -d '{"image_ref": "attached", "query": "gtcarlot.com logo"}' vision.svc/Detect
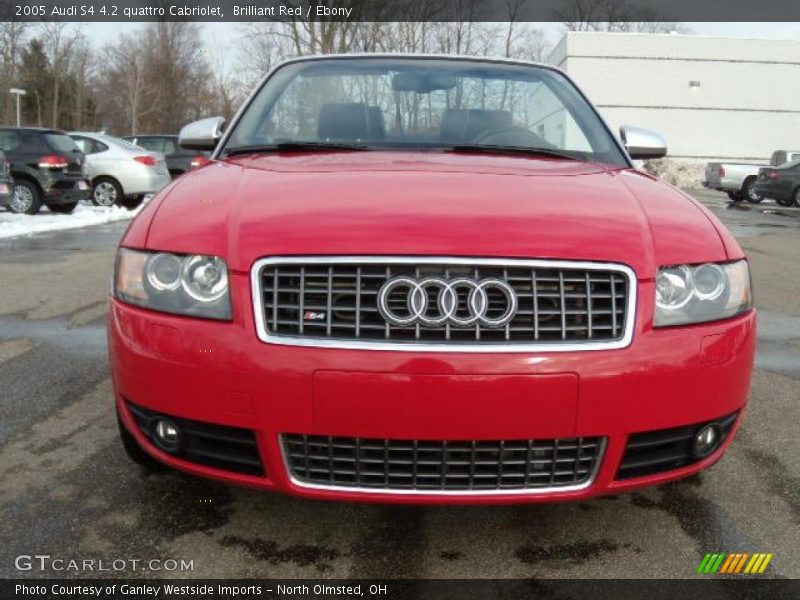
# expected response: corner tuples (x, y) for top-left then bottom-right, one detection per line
(15, 555), (194, 573)
(697, 552), (773, 575)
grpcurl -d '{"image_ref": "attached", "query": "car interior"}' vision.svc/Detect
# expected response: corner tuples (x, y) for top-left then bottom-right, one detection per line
(316, 102), (545, 147)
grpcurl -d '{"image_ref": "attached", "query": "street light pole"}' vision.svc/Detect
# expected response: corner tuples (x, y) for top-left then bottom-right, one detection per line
(9, 88), (26, 127)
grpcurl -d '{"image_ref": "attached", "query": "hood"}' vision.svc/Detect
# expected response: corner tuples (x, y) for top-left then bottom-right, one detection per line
(143, 152), (730, 276)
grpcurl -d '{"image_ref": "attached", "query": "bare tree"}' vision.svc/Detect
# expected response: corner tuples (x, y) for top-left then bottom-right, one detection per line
(41, 23), (82, 128)
(554, 0), (690, 33)
(240, 23), (290, 83)
(514, 27), (551, 62)
(431, 0), (481, 56)
(144, 22), (214, 131)
(18, 38), (49, 127)
(97, 33), (158, 134)
(240, 17), (553, 84)
(503, 0), (527, 57)
(205, 44), (248, 121)
(93, 22), (217, 134)
(0, 21), (29, 124)
(68, 34), (94, 130)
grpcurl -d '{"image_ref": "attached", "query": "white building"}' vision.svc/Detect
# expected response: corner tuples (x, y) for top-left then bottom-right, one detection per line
(548, 31), (800, 163)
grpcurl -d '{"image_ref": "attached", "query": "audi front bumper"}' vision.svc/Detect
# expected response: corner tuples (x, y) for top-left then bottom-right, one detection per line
(109, 273), (756, 504)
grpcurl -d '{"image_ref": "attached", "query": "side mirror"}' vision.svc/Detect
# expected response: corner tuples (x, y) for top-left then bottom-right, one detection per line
(179, 117), (225, 151)
(620, 125), (667, 160)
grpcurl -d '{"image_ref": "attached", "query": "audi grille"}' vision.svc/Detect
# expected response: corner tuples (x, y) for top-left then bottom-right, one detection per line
(252, 257), (635, 351)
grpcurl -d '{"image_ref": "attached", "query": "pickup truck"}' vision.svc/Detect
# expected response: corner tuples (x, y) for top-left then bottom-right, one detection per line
(703, 162), (765, 203)
(703, 149), (800, 203)
(770, 150), (800, 166)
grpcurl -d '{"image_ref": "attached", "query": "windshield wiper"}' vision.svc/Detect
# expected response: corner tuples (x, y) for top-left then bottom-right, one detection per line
(224, 142), (583, 161)
(446, 145), (582, 161)
(225, 141), (370, 156)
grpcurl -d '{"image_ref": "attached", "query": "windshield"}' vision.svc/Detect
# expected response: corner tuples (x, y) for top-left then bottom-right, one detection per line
(223, 57), (628, 166)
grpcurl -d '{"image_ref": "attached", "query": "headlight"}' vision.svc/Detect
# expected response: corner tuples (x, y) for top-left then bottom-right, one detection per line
(654, 260), (751, 327)
(114, 248), (231, 320)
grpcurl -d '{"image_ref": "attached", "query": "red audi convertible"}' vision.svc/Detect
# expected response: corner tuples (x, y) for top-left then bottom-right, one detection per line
(109, 55), (755, 504)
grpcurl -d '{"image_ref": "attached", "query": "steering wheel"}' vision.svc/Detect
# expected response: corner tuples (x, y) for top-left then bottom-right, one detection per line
(473, 126), (552, 148)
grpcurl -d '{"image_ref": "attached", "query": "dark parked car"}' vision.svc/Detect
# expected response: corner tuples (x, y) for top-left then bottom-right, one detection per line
(123, 135), (209, 178)
(0, 127), (90, 214)
(0, 150), (13, 208)
(754, 160), (800, 207)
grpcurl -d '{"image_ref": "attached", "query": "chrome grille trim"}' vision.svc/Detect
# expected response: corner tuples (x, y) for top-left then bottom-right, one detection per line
(251, 257), (637, 352)
(280, 434), (606, 495)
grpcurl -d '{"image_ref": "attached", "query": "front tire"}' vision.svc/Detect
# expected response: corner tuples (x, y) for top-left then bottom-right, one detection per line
(726, 190), (743, 202)
(9, 180), (42, 214)
(119, 194), (145, 210)
(118, 413), (165, 472)
(742, 178), (764, 204)
(91, 177), (123, 207)
(48, 201), (79, 214)
(791, 187), (800, 207)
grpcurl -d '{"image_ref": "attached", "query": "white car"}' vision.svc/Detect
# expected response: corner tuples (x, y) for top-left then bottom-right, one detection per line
(69, 132), (171, 207)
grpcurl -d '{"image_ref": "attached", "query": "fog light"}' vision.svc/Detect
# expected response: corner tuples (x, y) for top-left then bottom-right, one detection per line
(693, 424), (720, 459)
(152, 417), (181, 453)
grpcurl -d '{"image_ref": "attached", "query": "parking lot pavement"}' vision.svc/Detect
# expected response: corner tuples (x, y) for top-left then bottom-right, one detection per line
(0, 190), (798, 580)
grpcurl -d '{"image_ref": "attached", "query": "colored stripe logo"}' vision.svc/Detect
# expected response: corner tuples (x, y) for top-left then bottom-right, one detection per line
(697, 552), (773, 574)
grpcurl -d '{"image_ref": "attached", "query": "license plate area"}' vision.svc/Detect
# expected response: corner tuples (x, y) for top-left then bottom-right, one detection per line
(312, 371), (578, 439)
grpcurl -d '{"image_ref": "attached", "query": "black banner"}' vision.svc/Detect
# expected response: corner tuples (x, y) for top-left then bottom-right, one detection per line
(4, 579), (800, 600)
(4, 0), (800, 22)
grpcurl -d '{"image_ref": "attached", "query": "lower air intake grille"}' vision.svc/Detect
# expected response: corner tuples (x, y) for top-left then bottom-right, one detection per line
(127, 402), (264, 477)
(282, 434), (604, 493)
(617, 412), (738, 480)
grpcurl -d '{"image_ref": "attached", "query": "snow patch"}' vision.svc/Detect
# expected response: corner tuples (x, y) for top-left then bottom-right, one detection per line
(0, 202), (143, 240)
(640, 159), (706, 189)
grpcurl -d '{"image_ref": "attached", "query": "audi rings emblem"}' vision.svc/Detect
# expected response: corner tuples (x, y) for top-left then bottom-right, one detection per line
(377, 276), (518, 328)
